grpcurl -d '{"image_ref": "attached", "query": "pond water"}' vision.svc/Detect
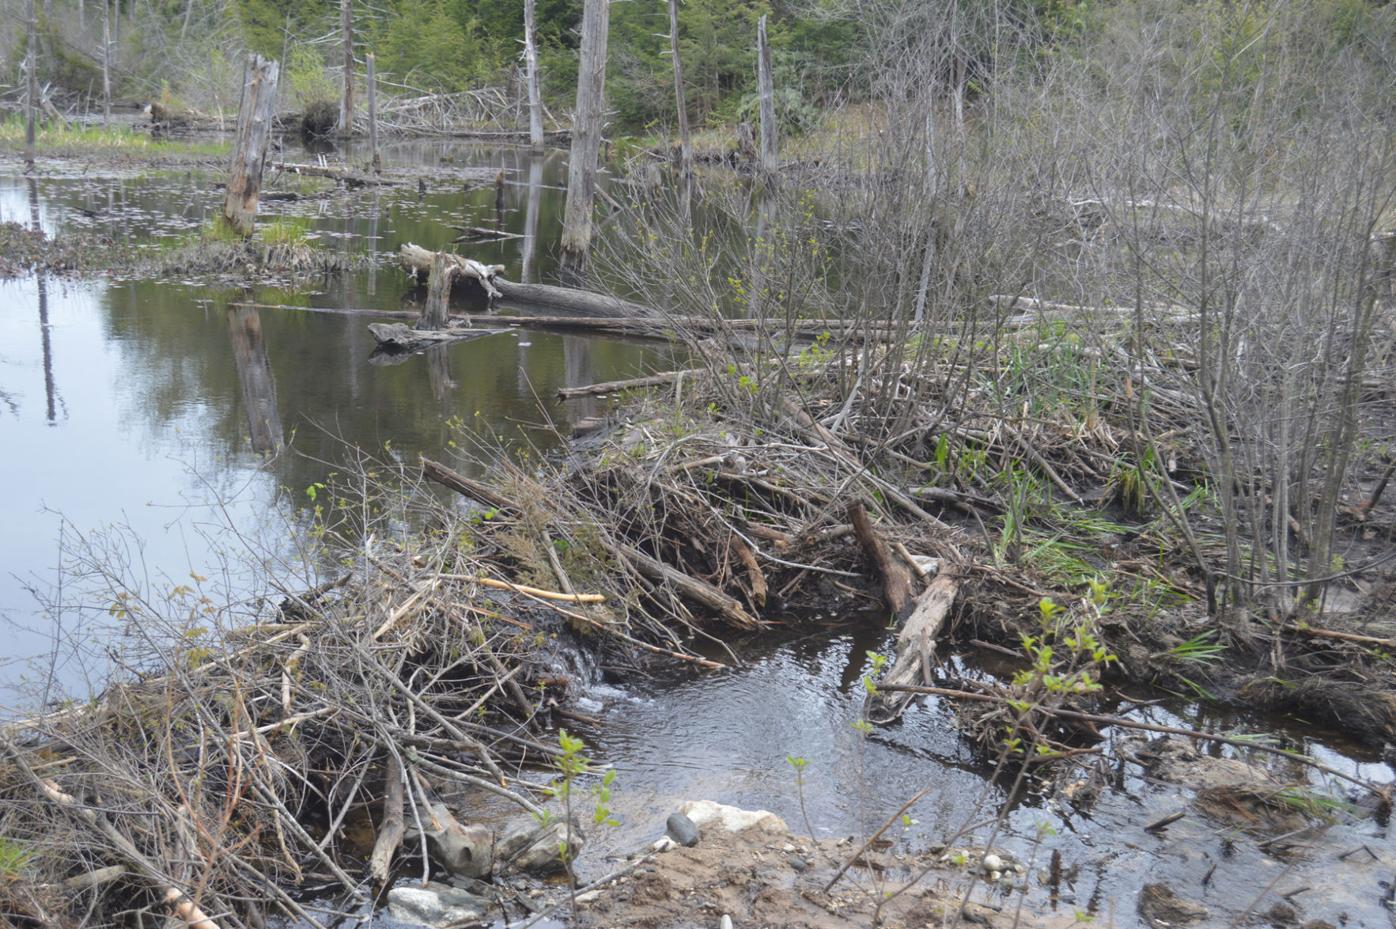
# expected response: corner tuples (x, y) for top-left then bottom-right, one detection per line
(0, 139), (676, 701)
(2, 136), (1392, 929)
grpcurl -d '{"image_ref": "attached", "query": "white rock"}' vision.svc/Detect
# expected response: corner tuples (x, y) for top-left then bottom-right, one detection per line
(782, 843), (796, 853)
(679, 800), (787, 835)
(574, 889), (602, 904)
(720, 916), (734, 929)
(386, 884), (490, 929)
(981, 853), (1005, 873)
(652, 836), (678, 853)
(989, 870), (1002, 882)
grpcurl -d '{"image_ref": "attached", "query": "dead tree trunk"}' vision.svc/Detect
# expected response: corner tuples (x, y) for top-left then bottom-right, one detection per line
(339, 0), (354, 135)
(25, 0), (37, 165)
(756, 14), (777, 177)
(523, 0), (544, 152)
(366, 52), (380, 173)
(419, 251), (458, 330)
(668, 0), (692, 179)
(101, 0), (111, 126)
(559, 0), (610, 267)
(223, 55), (280, 237)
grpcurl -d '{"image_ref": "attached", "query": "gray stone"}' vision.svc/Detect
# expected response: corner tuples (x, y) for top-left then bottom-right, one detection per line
(666, 812), (701, 847)
(497, 815), (585, 874)
(420, 803), (494, 879)
(386, 882), (491, 928)
(788, 856), (809, 872)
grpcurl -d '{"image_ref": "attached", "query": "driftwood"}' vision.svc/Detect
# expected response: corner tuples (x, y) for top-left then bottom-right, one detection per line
(864, 571), (960, 724)
(400, 244), (654, 318)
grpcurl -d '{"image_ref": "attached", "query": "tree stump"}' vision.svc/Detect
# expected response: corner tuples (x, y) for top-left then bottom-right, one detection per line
(223, 55), (280, 237)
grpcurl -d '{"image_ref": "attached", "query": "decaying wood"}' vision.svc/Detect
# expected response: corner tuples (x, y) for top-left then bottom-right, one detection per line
(848, 499), (914, 616)
(400, 243), (652, 317)
(421, 250), (459, 329)
(864, 571), (960, 724)
(369, 759), (405, 885)
(274, 162), (392, 188)
(560, 0), (611, 259)
(223, 55), (280, 236)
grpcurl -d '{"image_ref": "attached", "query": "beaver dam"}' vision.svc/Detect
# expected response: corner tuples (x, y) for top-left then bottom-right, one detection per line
(2, 33), (1396, 929)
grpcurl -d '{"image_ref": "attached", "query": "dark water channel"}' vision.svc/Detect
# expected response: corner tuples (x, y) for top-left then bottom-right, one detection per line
(2, 137), (1393, 929)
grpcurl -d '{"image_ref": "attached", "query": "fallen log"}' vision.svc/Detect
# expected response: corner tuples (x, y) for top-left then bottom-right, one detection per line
(400, 243), (655, 318)
(422, 457), (517, 512)
(610, 544), (763, 630)
(864, 571), (959, 724)
(557, 370), (699, 399)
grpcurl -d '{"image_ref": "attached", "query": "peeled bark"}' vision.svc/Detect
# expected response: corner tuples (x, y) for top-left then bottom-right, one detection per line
(223, 55), (280, 237)
(399, 243), (653, 318)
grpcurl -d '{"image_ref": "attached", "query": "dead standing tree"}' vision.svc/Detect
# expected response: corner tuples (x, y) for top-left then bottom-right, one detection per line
(25, 0), (37, 166)
(756, 14), (777, 178)
(668, 0), (693, 180)
(524, 0), (545, 151)
(339, 0), (355, 135)
(223, 55), (280, 236)
(559, 0), (611, 272)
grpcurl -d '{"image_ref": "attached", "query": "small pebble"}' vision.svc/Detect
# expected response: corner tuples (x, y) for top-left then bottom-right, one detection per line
(789, 856), (809, 872)
(982, 853), (1005, 872)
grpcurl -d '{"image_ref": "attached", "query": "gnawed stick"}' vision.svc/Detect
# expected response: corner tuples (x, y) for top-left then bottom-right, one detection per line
(369, 758), (405, 886)
(730, 533), (768, 609)
(433, 573), (605, 603)
(848, 499), (913, 617)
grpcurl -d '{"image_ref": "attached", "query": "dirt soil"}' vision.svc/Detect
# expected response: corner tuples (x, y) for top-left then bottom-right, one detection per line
(571, 809), (1073, 929)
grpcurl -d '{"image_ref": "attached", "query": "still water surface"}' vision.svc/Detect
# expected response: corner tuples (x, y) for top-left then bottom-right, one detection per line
(0, 141), (673, 699)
